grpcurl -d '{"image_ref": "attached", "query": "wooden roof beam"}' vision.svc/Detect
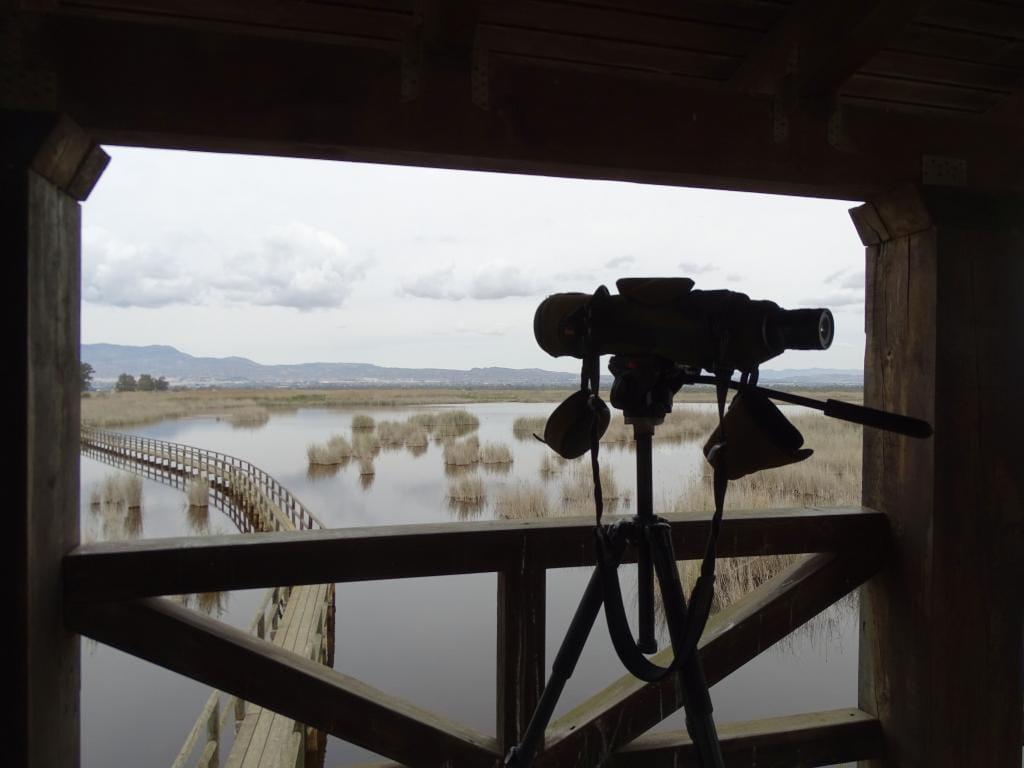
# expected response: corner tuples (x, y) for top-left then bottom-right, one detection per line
(729, 0), (926, 101)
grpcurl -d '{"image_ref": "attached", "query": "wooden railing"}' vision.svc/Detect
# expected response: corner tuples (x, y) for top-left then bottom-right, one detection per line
(81, 426), (325, 532)
(65, 506), (890, 767)
(80, 428), (333, 767)
(170, 584), (292, 768)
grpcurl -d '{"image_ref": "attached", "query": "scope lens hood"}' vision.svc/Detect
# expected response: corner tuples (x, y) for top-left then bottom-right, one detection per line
(534, 292), (592, 358)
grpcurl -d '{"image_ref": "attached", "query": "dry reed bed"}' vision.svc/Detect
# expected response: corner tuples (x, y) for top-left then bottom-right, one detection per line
(600, 407), (722, 446)
(307, 435), (354, 466)
(671, 412), (862, 612)
(495, 484), (553, 520)
(513, 416), (548, 440)
(81, 389), (567, 429)
(351, 414), (376, 430)
(86, 473), (144, 542)
(447, 475), (486, 503)
(186, 478), (210, 507)
(82, 386), (861, 429)
(480, 442), (513, 465)
(443, 435), (480, 466)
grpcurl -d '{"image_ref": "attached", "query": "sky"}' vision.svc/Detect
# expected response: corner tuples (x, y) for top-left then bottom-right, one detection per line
(82, 147), (867, 373)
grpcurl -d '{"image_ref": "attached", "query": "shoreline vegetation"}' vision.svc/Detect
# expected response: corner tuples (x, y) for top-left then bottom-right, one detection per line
(81, 386), (863, 429)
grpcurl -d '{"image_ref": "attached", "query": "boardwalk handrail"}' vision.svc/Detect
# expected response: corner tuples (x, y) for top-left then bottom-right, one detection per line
(80, 427), (333, 767)
(81, 426), (326, 531)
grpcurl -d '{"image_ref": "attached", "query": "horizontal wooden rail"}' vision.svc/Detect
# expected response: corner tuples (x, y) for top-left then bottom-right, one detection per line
(64, 506), (886, 603)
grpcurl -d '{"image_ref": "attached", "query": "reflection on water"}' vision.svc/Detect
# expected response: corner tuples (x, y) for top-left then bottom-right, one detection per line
(186, 501), (210, 534)
(307, 462), (343, 481)
(82, 401), (861, 768)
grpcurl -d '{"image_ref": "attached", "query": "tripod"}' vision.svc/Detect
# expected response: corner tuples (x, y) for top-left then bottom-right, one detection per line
(505, 356), (725, 768)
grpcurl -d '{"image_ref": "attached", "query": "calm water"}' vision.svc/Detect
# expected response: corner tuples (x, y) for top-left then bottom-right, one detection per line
(80, 402), (858, 767)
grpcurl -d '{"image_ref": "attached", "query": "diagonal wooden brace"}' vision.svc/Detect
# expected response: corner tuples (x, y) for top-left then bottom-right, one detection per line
(67, 597), (501, 768)
(536, 547), (887, 767)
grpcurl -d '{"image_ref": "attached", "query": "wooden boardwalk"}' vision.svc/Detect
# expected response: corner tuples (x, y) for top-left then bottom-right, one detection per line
(81, 427), (335, 768)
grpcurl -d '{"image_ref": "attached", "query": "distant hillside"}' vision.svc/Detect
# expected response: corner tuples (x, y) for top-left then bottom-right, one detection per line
(82, 343), (862, 389)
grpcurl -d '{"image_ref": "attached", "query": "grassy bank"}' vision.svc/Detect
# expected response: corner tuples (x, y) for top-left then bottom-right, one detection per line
(81, 386), (862, 428)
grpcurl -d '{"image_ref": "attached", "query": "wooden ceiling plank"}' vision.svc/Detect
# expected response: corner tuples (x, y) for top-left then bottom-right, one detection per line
(35, 0), (415, 45)
(523, 0), (790, 32)
(480, 0), (762, 55)
(480, 25), (738, 81)
(893, 22), (1024, 66)
(45, 15), (1024, 198)
(729, 0), (928, 99)
(844, 72), (1004, 112)
(918, 0), (1024, 41)
(798, 0), (929, 100)
(862, 49), (1022, 92)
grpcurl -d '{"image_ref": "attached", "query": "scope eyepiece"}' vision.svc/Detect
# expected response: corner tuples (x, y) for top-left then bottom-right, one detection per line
(764, 308), (833, 351)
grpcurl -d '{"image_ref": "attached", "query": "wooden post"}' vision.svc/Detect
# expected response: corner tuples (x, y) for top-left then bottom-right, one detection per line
(5, 112), (107, 768)
(852, 186), (1024, 766)
(496, 546), (545, 753)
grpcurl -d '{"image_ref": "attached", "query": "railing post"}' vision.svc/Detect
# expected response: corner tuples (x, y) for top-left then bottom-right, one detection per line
(497, 542), (546, 754)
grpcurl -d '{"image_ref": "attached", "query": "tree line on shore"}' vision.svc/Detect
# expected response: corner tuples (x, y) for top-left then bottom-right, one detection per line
(79, 362), (169, 392)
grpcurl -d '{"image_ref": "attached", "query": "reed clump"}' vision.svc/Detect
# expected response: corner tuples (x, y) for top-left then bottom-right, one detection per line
(561, 465), (631, 515)
(443, 435), (480, 466)
(186, 477), (210, 507)
(351, 414), (375, 430)
(353, 432), (381, 459)
(433, 409), (480, 438)
(512, 416), (547, 440)
(447, 475), (486, 503)
(378, 419), (415, 447)
(539, 453), (562, 478)
(494, 483), (552, 520)
(225, 406), (270, 429)
(405, 427), (429, 449)
(98, 472), (143, 509)
(306, 435), (354, 466)
(479, 442), (513, 465)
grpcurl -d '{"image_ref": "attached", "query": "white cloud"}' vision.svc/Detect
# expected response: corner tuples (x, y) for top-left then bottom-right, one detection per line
(401, 261), (546, 300)
(83, 222), (367, 310)
(83, 228), (199, 307)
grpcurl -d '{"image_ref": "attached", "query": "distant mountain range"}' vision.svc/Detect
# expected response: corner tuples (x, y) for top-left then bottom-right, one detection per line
(82, 343), (863, 389)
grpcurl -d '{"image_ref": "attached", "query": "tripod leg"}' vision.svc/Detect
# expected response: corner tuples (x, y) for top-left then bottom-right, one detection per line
(505, 565), (605, 768)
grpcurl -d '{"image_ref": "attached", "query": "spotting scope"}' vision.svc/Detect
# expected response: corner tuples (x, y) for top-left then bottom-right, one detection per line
(533, 277), (833, 375)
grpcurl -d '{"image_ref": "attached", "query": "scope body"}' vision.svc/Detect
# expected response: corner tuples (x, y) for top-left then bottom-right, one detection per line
(534, 278), (832, 375)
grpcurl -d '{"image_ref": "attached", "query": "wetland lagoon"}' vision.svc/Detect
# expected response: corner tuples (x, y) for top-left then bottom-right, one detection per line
(80, 395), (862, 767)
